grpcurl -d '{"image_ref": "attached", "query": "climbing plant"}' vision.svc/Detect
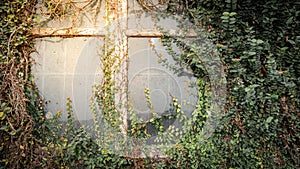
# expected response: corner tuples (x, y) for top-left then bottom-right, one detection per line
(137, 0), (299, 168)
(1, 0), (299, 168)
(0, 0), (45, 168)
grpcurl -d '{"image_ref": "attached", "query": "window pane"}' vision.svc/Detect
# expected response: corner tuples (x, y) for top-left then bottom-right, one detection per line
(31, 37), (103, 120)
(128, 38), (198, 136)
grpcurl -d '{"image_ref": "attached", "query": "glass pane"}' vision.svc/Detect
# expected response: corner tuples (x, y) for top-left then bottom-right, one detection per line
(31, 37), (103, 120)
(128, 38), (198, 137)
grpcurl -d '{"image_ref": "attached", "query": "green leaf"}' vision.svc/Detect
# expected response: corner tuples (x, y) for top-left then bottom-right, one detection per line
(256, 39), (264, 44)
(229, 12), (237, 17)
(248, 51), (256, 56)
(221, 16), (229, 20)
(288, 40), (295, 45)
(223, 12), (230, 16)
(266, 116), (273, 123)
(250, 84), (259, 88)
(271, 94), (278, 99)
(0, 125), (8, 131)
(286, 17), (293, 24)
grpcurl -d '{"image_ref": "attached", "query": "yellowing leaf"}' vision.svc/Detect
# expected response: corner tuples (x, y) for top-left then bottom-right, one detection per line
(0, 112), (5, 120)
(217, 43), (223, 47)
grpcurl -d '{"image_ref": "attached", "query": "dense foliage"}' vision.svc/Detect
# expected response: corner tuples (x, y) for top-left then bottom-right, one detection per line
(154, 0), (299, 168)
(0, 0), (44, 168)
(0, 0), (299, 168)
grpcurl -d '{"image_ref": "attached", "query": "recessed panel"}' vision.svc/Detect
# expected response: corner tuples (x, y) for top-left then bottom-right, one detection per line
(31, 37), (103, 120)
(128, 38), (198, 126)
